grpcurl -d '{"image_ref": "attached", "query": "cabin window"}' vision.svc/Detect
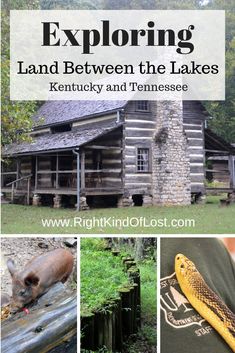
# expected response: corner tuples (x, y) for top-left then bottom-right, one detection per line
(92, 150), (103, 170)
(51, 124), (72, 134)
(137, 148), (150, 172)
(136, 101), (149, 111)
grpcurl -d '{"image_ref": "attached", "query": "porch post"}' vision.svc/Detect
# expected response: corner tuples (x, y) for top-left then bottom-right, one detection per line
(81, 149), (85, 192)
(229, 154), (235, 189)
(77, 151), (80, 210)
(73, 149), (80, 211)
(27, 177), (30, 205)
(121, 131), (124, 188)
(35, 156), (38, 190)
(233, 156), (235, 189)
(56, 153), (59, 189)
(16, 159), (20, 189)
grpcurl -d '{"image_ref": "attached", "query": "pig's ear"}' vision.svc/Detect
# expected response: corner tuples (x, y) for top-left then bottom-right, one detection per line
(7, 259), (16, 277)
(24, 273), (39, 287)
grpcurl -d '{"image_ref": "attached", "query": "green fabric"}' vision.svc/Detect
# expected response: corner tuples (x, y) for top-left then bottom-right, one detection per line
(160, 238), (235, 353)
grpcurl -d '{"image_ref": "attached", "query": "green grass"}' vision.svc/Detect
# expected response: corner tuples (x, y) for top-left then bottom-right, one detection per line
(123, 261), (157, 352)
(139, 262), (157, 322)
(80, 238), (129, 316)
(2, 195), (235, 233)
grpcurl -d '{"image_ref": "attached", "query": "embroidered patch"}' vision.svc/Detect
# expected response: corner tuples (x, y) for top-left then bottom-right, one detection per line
(160, 272), (206, 329)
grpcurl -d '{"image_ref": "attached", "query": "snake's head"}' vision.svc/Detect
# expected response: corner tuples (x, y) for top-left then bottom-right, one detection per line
(175, 254), (197, 285)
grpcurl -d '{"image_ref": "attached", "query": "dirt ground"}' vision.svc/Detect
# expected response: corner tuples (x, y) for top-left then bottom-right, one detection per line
(0, 237), (77, 297)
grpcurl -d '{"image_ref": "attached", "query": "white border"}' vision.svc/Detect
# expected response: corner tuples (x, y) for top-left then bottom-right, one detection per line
(1, 233), (235, 353)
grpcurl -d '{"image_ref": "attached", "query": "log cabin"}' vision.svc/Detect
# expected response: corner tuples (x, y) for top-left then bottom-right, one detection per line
(206, 136), (235, 186)
(2, 100), (235, 209)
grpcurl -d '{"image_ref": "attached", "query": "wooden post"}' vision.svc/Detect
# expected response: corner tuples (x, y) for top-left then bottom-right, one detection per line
(16, 159), (20, 189)
(72, 149), (80, 211)
(121, 126), (125, 188)
(94, 311), (105, 348)
(103, 310), (113, 351)
(130, 286), (135, 334)
(1, 163), (4, 188)
(114, 298), (123, 352)
(81, 313), (95, 350)
(35, 156), (38, 190)
(81, 149), (85, 192)
(228, 155), (235, 189)
(11, 183), (14, 203)
(124, 260), (136, 271)
(56, 153), (59, 189)
(27, 177), (30, 205)
(119, 288), (132, 337)
(132, 283), (138, 333)
(128, 267), (141, 328)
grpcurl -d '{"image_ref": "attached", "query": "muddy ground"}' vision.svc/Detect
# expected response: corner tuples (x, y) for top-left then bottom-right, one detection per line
(0, 237), (77, 297)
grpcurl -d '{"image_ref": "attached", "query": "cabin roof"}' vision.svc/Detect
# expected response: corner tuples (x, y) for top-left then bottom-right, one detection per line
(3, 121), (123, 157)
(33, 100), (127, 128)
(33, 100), (208, 129)
(205, 128), (235, 154)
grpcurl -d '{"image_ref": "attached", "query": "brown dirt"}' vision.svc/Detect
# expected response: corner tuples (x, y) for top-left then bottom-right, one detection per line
(0, 237), (77, 297)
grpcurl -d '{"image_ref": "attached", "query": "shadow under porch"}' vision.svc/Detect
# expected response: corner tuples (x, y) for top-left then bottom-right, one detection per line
(1, 145), (124, 209)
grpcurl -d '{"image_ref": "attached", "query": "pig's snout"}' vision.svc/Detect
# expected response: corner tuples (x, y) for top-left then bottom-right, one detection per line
(10, 305), (21, 314)
(10, 297), (26, 313)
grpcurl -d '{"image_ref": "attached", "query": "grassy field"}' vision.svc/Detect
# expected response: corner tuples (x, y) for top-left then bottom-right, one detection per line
(1, 196), (235, 234)
(124, 261), (157, 353)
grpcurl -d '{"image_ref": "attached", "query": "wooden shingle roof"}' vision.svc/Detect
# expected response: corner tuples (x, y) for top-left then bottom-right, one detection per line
(3, 121), (123, 156)
(33, 100), (127, 128)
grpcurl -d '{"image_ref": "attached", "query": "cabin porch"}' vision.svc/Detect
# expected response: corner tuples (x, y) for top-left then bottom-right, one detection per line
(2, 142), (124, 209)
(205, 129), (235, 203)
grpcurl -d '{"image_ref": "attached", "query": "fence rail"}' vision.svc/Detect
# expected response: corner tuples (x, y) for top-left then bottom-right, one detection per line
(6, 174), (32, 205)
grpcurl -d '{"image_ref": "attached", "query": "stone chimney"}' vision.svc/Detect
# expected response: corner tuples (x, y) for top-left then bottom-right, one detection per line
(151, 101), (191, 205)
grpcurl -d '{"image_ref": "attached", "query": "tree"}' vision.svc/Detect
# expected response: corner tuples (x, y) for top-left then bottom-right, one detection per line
(204, 0), (235, 142)
(1, 0), (39, 147)
(135, 238), (144, 261)
(170, 286), (193, 312)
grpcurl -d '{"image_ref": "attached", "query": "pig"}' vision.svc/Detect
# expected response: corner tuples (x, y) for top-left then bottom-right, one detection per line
(7, 248), (74, 311)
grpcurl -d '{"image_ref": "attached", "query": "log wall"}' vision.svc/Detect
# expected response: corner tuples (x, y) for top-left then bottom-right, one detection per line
(37, 156), (54, 188)
(124, 101), (154, 196)
(183, 101), (205, 194)
(19, 156), (33, 188)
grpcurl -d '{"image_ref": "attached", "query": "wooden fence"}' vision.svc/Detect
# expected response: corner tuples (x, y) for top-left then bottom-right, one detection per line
(81, 251), (141, 352)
